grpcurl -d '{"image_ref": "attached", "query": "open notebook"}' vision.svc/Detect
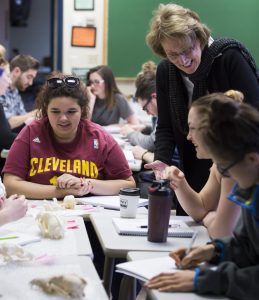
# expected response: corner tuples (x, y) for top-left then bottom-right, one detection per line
(116, 256), (180, 282)
(76, 196), (148, 210)
(112, 218), (194, 237)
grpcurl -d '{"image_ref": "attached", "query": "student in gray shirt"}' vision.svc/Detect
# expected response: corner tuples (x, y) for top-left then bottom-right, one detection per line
(86, 65), (139, 126)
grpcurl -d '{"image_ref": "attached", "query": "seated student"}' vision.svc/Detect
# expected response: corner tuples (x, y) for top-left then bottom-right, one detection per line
(0, 58), (17, 170)
(0, 54), (39, 132)
(86, 65), (139, 126)
(120, 61), (157, 163)
(0, 177), (28, 226)
(2, 72), (135, 199)
(145, 92), (259, 300)
(158, 90), (242, 238)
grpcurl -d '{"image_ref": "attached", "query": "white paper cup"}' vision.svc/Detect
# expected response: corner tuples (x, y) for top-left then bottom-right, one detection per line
(119, 188), (140, 218)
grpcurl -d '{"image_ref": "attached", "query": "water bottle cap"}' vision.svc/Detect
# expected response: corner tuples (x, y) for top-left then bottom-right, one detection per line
(148, 180), (172, 196)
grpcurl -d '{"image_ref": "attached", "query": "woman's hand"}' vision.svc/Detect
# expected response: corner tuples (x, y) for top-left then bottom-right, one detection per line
(144, 160), (169, 179)
(56, 174), (93, 196)
(2, 194), (28, 223)
(120, 124), (135, 136)
(145, 270), (195, 292)
(132, 145), (147, 160)
(162, 166), (185, 190)
(170, 244), (216, 269)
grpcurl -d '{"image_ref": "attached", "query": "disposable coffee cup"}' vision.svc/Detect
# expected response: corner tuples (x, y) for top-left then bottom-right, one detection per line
(119, 188), (140, 218)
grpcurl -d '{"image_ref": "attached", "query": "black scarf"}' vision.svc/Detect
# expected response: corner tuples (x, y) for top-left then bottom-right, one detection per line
(168, 38), (259, 134)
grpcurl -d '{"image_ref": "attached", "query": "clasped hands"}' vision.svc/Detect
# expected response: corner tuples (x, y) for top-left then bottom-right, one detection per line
(144, 244), (216, 292)
(56, 174), (93, 196)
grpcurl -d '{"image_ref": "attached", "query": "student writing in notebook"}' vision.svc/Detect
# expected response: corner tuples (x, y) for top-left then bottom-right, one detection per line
(145, 92), (259, 300)
(159, 91), (242, 238)
(2, 72), (135, 199)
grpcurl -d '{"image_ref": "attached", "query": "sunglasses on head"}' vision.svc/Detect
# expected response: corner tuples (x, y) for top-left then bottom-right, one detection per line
(47, 76), (80, 89)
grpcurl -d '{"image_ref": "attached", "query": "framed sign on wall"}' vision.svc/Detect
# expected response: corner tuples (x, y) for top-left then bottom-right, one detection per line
(74, 0), (94, 11)
(71, 26), (96, 47)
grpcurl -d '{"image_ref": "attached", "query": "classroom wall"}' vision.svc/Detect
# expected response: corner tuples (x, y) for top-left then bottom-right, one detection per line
(62, 0), (105, 75)
(9, 0), (51, 63)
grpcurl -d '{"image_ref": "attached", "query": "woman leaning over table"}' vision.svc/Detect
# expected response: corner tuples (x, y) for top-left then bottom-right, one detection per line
(145, 3), (259, 215)
(86, 65), (139, 126)
(2, 72), (135, 199)
(145, 93), (259, 300)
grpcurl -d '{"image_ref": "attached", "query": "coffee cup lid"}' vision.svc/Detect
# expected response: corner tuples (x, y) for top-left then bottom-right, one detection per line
(119, 187), (140, 196)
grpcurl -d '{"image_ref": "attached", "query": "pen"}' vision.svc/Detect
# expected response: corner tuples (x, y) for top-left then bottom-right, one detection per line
(0, 235), (18, 241)
(139, 225), (172, 228)
(185, 231), (198, 256)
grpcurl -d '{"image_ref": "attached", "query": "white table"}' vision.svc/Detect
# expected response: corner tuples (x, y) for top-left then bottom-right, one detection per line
(90, 213), (210, 295)
(120, 251), (229, 300)
(0, 255), (109, 299)
(1, 215), (93, 258)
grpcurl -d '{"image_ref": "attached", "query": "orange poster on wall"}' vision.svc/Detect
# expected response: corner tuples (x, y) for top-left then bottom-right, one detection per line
(71, 26), (96, 47)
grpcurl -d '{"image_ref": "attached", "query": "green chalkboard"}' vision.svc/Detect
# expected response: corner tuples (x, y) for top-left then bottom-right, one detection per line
(108, 0), (259, 78)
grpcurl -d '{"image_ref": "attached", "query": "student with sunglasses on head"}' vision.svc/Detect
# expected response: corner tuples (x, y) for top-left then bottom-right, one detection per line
(86, 65), (139, 126)
(2, 72), (135, 199)
(145, 3), (259, 216)
(145, 92), (259, 300)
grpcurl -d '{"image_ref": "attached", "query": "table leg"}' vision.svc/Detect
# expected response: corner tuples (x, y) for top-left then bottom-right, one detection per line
(103, 256), (115, 296)
(118, 275), (136, 300)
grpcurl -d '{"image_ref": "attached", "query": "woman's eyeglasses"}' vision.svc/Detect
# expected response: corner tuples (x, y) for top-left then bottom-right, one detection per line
(167, 43), (196, 61)
(216, 157), (242, 177)
(142, 93), (156, 112)
(87, 79), (104, 86)
(47, 77), (80, 89)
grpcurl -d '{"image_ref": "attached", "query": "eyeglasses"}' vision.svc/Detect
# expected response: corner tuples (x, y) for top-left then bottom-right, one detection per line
(167, 43), (196, 61)
(216, 157), (242, 177)
(87, 79), (104, 86)
(47, 77), (80, 89)
(142, 93), (156, 112)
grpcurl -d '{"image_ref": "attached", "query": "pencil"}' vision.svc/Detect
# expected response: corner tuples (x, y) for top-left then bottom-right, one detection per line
(0, 235), (18, 241)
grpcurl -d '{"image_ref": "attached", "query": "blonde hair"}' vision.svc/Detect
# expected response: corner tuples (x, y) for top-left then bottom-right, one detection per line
(146, 3), (211, 57)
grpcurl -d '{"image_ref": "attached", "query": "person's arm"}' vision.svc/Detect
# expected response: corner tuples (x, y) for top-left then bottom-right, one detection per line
(154, 60), (176, 165)
(126, 113), (139, 125)
(202, 169), (240, 238)
(85, 85), (96, 120)
(0, 104), (17, 150)
(8, 110), (36, 129)
(132, 145), (154, 164)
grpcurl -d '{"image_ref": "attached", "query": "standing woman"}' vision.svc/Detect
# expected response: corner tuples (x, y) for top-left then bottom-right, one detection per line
(86, 65), (139, 126)
(145, 3), (259, 215)
(3, 72), (135, 199)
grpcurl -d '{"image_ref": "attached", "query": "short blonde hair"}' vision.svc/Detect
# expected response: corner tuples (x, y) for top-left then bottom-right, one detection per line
(146, 3), (211, 58)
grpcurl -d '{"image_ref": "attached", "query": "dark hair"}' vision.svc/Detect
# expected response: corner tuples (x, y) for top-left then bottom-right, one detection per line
(86, 65), (121, 110)
(192, 91), (259, 161)
(10, 54), (39, 72)
(135, 61), (156, 100)
(35, 71), (89, 119)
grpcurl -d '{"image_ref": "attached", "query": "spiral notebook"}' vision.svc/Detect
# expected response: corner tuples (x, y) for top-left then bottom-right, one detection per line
(112, 218), (194, 238)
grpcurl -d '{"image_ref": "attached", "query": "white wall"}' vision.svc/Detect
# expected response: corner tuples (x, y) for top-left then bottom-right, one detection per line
(62, 0), (104, 74)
